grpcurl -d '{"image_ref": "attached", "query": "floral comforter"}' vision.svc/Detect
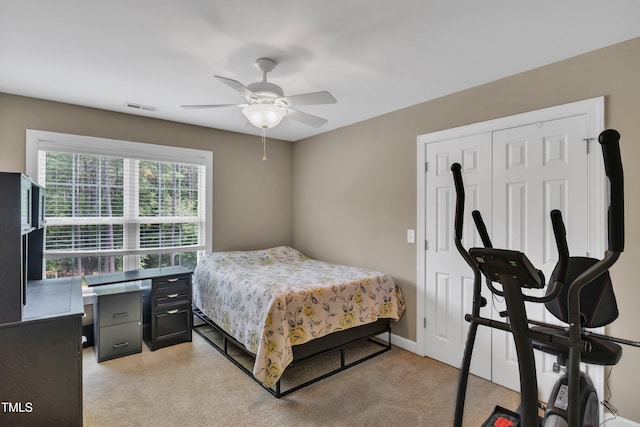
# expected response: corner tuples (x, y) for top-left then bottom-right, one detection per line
(192, 246), (405, 387)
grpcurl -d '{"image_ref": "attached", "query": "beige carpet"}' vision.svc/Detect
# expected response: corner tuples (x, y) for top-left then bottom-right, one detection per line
(82, 333), (519, 426)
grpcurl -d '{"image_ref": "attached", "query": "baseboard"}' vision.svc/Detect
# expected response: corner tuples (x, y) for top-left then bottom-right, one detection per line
(606, 415), (640, 427)
(377, 332), (418, 354)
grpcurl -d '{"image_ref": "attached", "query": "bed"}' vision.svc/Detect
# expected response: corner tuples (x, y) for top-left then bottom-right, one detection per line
(192, 246), (405, 396)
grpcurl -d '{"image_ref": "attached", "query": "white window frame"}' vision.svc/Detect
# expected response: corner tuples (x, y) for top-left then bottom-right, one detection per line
(25, 129), (213, 271)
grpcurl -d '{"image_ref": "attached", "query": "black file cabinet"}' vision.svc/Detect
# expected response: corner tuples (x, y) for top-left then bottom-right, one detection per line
(93, 282), (142, 362)
(143, 270), (193, 350)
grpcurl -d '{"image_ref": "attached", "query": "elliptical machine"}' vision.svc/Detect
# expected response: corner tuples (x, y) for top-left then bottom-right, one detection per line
(451, 129), (639, 427)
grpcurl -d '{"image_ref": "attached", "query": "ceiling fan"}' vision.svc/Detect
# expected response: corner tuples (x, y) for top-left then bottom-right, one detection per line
(181, 58), (337, 130)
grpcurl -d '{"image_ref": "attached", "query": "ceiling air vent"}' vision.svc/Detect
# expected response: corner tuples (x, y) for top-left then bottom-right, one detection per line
(124, 102), (157, 112)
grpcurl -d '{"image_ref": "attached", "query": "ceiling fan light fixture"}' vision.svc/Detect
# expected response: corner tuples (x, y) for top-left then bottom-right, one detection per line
(242, 104), (287, 129)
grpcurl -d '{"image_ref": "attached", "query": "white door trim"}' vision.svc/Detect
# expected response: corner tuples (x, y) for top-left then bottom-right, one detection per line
(416, 96), (605, 389)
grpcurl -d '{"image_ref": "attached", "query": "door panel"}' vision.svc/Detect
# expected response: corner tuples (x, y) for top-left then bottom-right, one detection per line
(491, 114), (590, 398)
(425, 132), (493, 380)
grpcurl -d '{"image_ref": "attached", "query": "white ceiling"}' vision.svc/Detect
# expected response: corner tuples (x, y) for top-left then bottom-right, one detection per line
(2, 1), (640, 142)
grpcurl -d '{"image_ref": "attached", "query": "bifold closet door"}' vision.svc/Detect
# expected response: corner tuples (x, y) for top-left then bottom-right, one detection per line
(490, 114), (590, 399)
(424, 114), (592, 402)
(424, 132), (493, 380)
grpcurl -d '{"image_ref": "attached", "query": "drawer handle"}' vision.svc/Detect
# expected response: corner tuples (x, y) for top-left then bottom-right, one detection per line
(166, 293), (179, 298)
(167, 278), (179, 283)
(113, 341), (129, 348)
(166, 309), (180, 315)
(113, 312), (129, 318)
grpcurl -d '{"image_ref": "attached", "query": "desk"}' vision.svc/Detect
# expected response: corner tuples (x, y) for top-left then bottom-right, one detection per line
(84, 266), (191, 287)
(85, 267), (193, 353)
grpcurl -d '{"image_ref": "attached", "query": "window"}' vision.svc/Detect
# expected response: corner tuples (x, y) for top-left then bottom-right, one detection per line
(26, 130), (212, 278)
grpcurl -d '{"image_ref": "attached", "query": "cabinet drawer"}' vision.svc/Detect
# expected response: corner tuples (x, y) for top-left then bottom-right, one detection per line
(153, 292), (191, 311)
(99, 291), (141, 327)
(98, 322), (141, 361)
(153, 304), (192, 342)
(153, 274), (190, 294)
(153, 282), (191, 299)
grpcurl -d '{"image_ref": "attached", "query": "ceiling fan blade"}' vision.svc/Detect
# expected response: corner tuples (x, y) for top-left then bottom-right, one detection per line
(181, 104), (242, 109)
(279, 91), (337, 106)
(286, 109), (328, 128)
(214, 75), (258, 99)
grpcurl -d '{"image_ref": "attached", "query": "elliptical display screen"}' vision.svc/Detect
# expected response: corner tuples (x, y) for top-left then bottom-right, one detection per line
(469, 248), (544, 289)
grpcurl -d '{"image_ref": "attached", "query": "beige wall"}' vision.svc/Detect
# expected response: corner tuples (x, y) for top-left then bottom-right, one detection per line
(293, 37), (640, 422)
(0, 93), (293, 251)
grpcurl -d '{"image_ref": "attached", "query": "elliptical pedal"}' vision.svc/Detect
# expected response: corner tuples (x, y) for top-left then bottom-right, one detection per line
(482, 406), (521, 427)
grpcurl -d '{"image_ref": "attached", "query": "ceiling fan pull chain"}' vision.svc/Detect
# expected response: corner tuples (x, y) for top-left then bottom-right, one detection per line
(262, 128), (268, 161)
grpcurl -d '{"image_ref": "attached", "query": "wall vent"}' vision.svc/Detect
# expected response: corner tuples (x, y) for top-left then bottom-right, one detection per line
(124, 102), (157, 112)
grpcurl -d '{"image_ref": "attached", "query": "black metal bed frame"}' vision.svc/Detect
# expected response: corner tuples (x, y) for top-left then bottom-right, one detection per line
(192, 305), (392, 398)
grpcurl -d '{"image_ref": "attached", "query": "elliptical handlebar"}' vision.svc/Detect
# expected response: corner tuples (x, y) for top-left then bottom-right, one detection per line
(472, 210), (493, 248)
(550, 209), (569, 277)
(528, 210), (569, 303)
(450, 163), (486, 281)
(568, 130), (625, 301)
(450, 163), (503, 298)
(451, 163), (465, 241)
(562, 129), (625, 427)
(599, 129), (625, 253)
(450, 162), (493, 249)
(451, 161), (489, 427)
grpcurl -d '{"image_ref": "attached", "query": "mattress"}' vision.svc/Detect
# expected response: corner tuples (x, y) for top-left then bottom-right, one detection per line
(192, 246), (405, 386)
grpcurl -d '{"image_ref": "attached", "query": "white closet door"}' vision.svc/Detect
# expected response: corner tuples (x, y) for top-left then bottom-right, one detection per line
(424, 132), (493, 379)
(490, 115), (590, 400)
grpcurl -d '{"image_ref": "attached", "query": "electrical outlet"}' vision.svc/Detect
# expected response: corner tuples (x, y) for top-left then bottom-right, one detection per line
(407, 229), (415, 244)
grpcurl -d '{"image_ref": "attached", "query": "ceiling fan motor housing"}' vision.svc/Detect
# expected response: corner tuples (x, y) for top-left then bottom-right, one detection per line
(246, 81), (284, 103)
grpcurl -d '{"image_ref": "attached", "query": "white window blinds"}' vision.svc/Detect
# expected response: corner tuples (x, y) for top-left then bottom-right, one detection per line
(26, 130), (212, 277)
